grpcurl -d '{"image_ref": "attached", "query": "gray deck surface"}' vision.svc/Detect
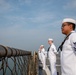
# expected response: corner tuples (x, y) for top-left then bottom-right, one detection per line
(39, 54), (61, 75)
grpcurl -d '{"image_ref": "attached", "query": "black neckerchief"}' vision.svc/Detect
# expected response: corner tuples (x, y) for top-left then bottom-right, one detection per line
(57, 32), (72, 51)
(47, 47), (50, 52)
(47, 44), (52, 52)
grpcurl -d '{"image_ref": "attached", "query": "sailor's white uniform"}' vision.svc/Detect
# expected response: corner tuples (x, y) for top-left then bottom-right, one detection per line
(48, 43), (57, 75)
(61, 31), (76, 75)
(38, 50), (42, 62)
(40, 48), (46, 69)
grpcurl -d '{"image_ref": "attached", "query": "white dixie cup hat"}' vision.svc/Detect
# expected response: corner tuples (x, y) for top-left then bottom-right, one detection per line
(48, 38), (53, 41)
(40, 45), (44, 47)
(62, 18), (76, 25)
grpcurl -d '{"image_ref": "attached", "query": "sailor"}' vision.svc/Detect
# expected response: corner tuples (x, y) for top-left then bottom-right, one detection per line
(60, 18), (76, 75)
(39, 45), (46, 70)
(38, 49), (42, 63)
(48, 38), (57, 75)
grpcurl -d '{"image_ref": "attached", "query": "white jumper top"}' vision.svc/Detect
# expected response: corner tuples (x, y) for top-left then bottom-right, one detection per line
(61, 31), (76, 75)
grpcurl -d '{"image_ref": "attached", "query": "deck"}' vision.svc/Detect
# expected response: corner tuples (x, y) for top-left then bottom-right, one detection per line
(39, 54), (61, 75)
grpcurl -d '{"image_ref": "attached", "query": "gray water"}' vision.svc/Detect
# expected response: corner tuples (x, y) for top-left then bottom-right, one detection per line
(0, 58), (22, 75)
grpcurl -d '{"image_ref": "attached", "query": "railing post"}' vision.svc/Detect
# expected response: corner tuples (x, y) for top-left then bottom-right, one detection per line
(27, 52), (32, 75)
(33, 51), (38, 75)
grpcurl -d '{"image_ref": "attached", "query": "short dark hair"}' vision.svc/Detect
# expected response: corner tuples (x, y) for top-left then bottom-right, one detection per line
(67, 22), (75, 30)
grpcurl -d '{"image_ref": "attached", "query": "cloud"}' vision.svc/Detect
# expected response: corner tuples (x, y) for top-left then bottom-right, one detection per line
(0, 17), (62, 51)
(2, 10), (56, 28)
(18, 0), (32, 5)
(30, 14), (51, 23)
(24, 0), (32, 4)
(0, 0), (11, 12)
(0, 23), (46, 49)
(0, 0), (65, 50)
(28, 11), (55, 24)
(63, 0), (76, 10)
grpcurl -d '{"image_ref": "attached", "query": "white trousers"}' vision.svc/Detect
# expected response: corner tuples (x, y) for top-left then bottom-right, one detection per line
(49, 59), (57, 75)
(42, 57), (46, 69)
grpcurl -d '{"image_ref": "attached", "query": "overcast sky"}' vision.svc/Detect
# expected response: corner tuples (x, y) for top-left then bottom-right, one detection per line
(0, 0), (76, 51)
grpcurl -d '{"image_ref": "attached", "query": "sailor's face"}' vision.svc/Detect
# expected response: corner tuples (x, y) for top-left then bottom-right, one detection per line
(40, 46), (43, 50)
(61, 22), (70, 35)
(48, 40), (52, 45)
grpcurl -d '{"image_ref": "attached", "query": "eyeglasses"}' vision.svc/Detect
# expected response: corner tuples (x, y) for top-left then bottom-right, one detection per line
(62, 24), (69, 27)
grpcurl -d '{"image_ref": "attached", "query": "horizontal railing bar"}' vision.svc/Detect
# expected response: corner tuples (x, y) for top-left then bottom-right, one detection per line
(0, 45), (31, 58)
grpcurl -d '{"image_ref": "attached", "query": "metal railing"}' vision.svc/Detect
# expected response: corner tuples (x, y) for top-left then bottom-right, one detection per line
(0, 45), (38, 75)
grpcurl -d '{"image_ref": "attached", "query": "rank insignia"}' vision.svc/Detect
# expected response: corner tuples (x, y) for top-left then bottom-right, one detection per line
(73, 42), (76, 51)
